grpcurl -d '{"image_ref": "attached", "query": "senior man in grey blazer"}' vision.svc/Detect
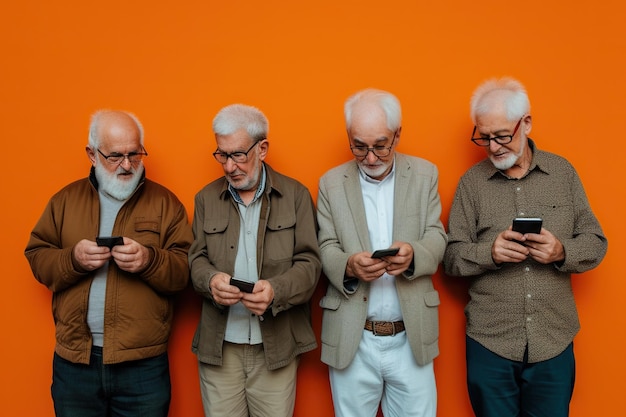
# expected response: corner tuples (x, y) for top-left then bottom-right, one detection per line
(317, 88), (447, 417)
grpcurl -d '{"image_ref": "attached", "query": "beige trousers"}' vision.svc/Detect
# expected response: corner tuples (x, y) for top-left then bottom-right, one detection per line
(198, 342), (298, 417)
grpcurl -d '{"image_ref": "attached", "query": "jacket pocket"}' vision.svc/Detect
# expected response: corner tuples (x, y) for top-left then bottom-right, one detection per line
(319, 295), (342, 348)
(263, 213), (297, 268)
(267, 212), (296, 231)
(132, 219), (161, 247)
(319, 295), (341, 311)
(203, 217), (228, 235)
(421, 290), (440, 345)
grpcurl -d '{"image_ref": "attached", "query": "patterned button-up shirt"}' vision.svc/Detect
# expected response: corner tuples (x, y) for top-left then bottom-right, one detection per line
(444, 140), (607, 362)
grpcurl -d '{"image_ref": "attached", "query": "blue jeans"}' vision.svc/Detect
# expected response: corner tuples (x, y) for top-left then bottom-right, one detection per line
(466, 336), (575, 417)
(52, 347), (171, 417)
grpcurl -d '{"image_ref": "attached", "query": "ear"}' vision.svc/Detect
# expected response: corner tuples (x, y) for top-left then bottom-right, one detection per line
(258, 139), (269, 161)
(523, 114), (532, 136)
(86, 146), (97, 166)
(394, 126), (402, 146)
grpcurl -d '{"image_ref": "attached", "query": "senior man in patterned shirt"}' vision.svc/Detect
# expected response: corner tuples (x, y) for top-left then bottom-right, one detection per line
(444, 77), (607, 417)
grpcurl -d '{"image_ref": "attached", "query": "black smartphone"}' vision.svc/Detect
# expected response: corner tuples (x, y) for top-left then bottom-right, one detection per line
(512, 218), (543, 234)
(96, 236), (124, 249)
(230, 277), (255, 293)
(371, 247), (400, 258)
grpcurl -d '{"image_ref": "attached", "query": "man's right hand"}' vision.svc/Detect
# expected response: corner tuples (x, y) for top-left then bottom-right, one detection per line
(73, 239), (112, 271)
(209, 273), (245, 306)
(346, 252), (388, 282)
(491, 228), (531, 264)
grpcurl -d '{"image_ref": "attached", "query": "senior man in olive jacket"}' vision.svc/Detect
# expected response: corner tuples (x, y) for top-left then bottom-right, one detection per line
(189, 104), (321, 417)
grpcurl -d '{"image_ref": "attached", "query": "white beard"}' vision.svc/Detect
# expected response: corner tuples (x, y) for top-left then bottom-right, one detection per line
(94, 163), (144, 201)
(490, 139), (526, 171)
(358, 159), (393, 180)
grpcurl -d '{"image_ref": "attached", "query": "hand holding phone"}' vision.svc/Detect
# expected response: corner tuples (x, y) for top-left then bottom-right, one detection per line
(371, 247), (400, 258)
(512, 218), (542, 234)
(230, 277), (255, 293)
(96, 236), (124, 249)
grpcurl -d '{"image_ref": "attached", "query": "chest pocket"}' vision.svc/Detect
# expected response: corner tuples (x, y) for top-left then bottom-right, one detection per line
(203, 217), (229, 235)
(202, 217), (231, 266)
(133, 220), (161, 246)
(264, 213), (296, 263)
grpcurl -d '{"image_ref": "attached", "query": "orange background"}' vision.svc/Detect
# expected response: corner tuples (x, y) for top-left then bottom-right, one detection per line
(1, 1), (624, 416)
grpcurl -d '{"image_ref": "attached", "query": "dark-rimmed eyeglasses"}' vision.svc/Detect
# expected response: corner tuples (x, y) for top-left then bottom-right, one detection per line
(350, 131), (397, 158)
(471, 118), (523, 147)
(97, 147), (148, 165)
(212, 140), (262, 164)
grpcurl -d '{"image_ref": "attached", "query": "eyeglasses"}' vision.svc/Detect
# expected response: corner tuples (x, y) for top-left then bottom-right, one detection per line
(97, 147), (148, 165)
(350, 131), (397, 158)
(213, 140), (262, 164)
(471, 118), (523, 147)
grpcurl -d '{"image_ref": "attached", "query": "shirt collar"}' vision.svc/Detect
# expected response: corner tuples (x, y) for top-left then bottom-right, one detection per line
(228, 163), (267, 205)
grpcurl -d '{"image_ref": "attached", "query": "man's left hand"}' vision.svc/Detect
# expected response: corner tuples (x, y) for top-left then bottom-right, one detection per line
(111, 237), (150, 273)
(383, 241), (414, 276)
(241, 279), (274, 316)
(523, 228), (565, 264)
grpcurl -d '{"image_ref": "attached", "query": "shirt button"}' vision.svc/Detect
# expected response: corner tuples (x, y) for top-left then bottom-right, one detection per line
(527, 294), (532, 298)
(525, 267), (530, 272)
(516, 187), (521, 192)
(527, 317), (532, 322)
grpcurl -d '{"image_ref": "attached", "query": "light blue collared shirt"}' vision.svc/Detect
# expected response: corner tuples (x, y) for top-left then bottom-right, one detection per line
(225, 165), (266, 344)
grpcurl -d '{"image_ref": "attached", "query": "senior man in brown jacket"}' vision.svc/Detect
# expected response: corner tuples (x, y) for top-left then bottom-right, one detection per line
(25, 110), (193, 417)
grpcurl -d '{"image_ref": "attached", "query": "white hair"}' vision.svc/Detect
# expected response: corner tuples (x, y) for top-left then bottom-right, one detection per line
(470, 77), (530, 123)
(212, 104), (268, 142)
(344, 88), (402, 131)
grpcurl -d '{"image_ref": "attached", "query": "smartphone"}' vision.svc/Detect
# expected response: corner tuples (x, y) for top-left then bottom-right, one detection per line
(371, 247), (400, 258)
(512, 218), (543, 234)
(230, 277), (255, 293)
(96, 236), (124, 249)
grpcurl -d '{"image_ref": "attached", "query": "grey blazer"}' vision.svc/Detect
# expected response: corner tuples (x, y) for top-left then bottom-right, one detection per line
(317, 153), (447, 369)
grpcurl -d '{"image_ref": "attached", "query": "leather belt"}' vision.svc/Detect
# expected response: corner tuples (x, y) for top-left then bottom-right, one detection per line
(364, 320), (405, 336)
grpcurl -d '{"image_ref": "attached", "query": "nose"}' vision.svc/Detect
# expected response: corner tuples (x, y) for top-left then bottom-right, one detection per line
(488, 139), (501, 152)
(364, 150), (380, 163)
(223, 157), (238, 172)
(119, 157), (133, 170)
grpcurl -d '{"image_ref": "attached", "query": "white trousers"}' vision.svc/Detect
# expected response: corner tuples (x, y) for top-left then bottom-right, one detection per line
(329, 330), (436, 417)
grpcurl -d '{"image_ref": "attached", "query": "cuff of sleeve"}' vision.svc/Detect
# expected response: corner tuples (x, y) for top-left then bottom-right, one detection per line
(343, 276), (358, 294)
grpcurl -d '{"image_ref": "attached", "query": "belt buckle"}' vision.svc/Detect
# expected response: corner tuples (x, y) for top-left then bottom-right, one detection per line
(371, 321), (395, 336)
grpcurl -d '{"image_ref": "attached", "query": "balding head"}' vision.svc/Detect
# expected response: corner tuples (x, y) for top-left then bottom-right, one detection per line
(88, 110), (144, 149)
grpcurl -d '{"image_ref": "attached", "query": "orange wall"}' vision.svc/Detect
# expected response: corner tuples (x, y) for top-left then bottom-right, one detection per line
(2, 1), (624, 416)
